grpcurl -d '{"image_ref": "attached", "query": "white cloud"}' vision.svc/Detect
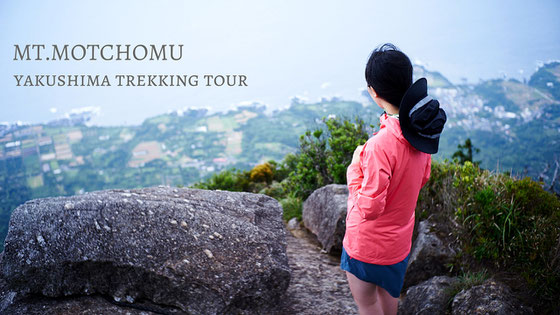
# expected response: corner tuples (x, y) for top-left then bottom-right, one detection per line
(68, 106), (100, 115)
(291, 95), (309, 102)
(413, 59), (425, 67)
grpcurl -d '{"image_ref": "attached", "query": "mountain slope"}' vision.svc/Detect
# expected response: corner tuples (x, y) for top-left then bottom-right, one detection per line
(0, 63), (559, 248)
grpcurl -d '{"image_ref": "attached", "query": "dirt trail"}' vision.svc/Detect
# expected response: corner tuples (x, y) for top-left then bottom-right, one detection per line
(275, 229), (358, 314)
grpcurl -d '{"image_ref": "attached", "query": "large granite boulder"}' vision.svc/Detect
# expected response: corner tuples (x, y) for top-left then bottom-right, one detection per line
(404, 219), (456, 289)
(451, 279), (533, 315)
(302, 184), (348, 254)
(1, 186), (291, 314)
(398, 276), (458, 315)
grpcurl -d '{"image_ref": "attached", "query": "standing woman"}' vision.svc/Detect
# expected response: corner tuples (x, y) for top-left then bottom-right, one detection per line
(340, 43), (447, 315)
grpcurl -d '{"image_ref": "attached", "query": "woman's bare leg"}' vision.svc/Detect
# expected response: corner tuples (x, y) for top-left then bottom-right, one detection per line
(376, 285), (398, 315)
(345, 271), (383, 315)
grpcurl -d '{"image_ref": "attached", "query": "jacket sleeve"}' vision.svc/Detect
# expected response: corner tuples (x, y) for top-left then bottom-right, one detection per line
(421, 155), (431, 187)
(346, 140), (391, 220)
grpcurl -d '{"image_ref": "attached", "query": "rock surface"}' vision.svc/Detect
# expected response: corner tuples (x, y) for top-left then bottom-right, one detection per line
(2, 293), (158, 314)
(404, 219), (456, 289)
(287, 217), (300, 230)
(0, 213), (357, 314)
(398, 275), (458, 315)
(302, 184), (348, 254)
(452, 279), (533, 315)
(1, 187), (291, 315)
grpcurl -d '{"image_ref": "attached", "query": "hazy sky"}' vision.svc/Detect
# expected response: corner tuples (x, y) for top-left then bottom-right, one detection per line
(1, 0), (559, 126)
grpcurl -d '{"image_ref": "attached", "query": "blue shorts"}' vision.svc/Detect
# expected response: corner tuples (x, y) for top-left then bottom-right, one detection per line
(340, 246), (410, 298)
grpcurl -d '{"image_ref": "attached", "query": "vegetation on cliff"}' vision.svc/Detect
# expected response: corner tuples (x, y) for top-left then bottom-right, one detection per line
(418, 160), (559, 311)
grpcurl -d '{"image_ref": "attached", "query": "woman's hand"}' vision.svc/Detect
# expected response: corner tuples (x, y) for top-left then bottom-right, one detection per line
(351, 145), (364, 165)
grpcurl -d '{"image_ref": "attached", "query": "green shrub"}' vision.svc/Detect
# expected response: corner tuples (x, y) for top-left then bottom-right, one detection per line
(280, 194), (303, 221)
(445, 270), (489, 307)
(192, 160), (288, 195)
(250, 162), (274, 184)
(418, 159), (560, 305)
(258, 181), (285, 200)
(191, 168), (251, 191)
(283, 115), (372, 199)
(506, 177), (560, 217)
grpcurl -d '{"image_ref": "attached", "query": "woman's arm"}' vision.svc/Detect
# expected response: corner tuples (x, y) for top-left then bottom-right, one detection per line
(346, 144), (365, 189)
(346, 140), (391, 220)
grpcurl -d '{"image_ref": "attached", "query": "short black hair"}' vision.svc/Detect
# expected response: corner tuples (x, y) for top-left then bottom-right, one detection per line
(365, 43), (413, 108)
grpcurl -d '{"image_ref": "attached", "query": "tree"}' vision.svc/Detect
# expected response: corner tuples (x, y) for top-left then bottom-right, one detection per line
(452, 138), (481, 166)
(283, 115), (373, 199)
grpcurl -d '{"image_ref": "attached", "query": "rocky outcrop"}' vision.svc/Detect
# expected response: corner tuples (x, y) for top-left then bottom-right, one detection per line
(452, 279), (533, 315)
(398, 276), (534, 315)
(302, 184), (348, 254)
(1, 186), (291, 315)
(404, 219), (456, 289)
(398, 275), (458, 315)
(287, 217), (300, 230)
(286, 217), (307, 239)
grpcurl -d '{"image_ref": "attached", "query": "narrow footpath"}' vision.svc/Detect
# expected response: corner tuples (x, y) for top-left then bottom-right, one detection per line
(275, 228), (359, 315)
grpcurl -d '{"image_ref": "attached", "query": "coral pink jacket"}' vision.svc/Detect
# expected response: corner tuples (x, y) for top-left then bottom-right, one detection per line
(343, 113), (431, 265)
